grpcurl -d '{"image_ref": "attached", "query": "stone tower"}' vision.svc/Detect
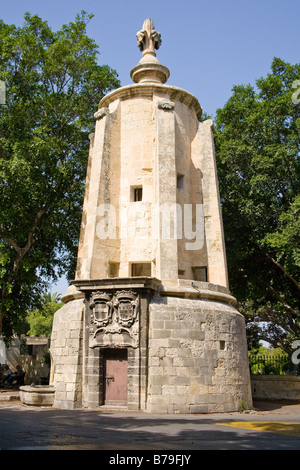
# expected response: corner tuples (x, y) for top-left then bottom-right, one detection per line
(50, 19), (252, 413)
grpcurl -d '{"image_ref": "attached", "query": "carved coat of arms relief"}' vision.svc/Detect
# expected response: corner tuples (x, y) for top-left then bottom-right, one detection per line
(89, 290), (139, 348)
(90, 292), (113, 327)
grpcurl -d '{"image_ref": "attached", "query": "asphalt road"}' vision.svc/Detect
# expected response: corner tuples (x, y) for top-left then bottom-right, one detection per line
(1, 399), (300, 453)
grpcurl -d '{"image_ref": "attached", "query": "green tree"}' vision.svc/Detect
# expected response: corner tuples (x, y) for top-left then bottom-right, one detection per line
(26, 291), (62, 337)
(214, 58), (300, 353)
(41, 292), (61, 304)
(0, 12), (120, 339)
(26, 302), (62, 337)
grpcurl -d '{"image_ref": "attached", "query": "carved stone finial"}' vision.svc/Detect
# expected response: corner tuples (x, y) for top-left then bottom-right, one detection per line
(136, 18), (162, 54)
(131, 19), (169, 84)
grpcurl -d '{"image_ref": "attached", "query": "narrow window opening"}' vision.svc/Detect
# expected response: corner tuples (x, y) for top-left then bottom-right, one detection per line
(131, 262), (151, 277)
(131, 186), (143, 202)
(220, 341), (226, 350)
(192, 266), (207, 282)
(177, 174), (185, 191)
(109, 262), (120, 278)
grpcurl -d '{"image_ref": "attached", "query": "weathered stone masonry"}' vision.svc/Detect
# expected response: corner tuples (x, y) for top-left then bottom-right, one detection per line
(50, 19), (252, 413)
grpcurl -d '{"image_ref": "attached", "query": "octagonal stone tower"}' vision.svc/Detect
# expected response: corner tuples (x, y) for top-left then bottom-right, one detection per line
(50, 19), (252, 413)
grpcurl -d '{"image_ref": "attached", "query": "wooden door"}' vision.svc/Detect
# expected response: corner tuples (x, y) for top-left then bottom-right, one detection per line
(103, 349), (128, 406)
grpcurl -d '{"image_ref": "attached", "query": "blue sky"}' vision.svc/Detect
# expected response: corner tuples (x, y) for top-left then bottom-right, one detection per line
(1, 0), (299, 295)
(2, 0), (299, 117)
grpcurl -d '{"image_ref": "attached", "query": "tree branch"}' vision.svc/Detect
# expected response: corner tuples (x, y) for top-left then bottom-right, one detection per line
(256, 243), (300, 291)
(258, 279), (299, 318)
(266, 252), (300, 292)
(0, 236), (20, 252)
(1, 205), (49, 283)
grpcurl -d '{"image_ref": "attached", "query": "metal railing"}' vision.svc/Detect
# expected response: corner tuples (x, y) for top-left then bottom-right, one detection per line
(249, 354), (300, 375)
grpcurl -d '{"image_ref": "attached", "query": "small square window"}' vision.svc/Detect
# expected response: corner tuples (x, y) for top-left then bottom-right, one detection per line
(192, 267), (207, 282)
(131, 186), (143, 202)
(131, 262), (151, 277)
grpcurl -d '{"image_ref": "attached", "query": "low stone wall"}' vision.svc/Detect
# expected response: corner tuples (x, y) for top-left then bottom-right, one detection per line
(251, 375), (300, 401)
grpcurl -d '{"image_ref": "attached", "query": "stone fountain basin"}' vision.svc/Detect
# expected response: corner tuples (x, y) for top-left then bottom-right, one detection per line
(20, 385), (55, 407)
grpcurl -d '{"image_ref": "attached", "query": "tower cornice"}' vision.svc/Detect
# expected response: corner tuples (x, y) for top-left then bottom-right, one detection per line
(98, 82), (202, 120)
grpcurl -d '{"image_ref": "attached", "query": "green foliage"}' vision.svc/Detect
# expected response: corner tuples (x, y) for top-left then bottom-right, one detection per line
(41, 292), (61, 304)
(25, 291), (62, 337)
(26, 301), (62, 337)
(0, 12), (120, 339)
(248, 347), (298, 376)
(214, 58), (300, 353)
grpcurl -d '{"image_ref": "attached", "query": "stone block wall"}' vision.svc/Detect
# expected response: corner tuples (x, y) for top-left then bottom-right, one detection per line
(50, 298), (84, 409)
(50, 283), (252, 413)
(147, 295), (252, 413)
(251, 375), (300, 401)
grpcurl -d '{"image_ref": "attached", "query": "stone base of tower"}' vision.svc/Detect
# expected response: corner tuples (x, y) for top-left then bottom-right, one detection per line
(49, 279), (252, 413)
(49, 296), (85, 409)
(148, 294), (252, 413)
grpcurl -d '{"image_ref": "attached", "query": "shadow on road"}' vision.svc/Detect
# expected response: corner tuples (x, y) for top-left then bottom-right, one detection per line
(1, 400), (300, 450)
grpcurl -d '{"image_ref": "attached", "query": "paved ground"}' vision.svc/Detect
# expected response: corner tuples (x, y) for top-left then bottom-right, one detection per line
(1, 391), (300, 452)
